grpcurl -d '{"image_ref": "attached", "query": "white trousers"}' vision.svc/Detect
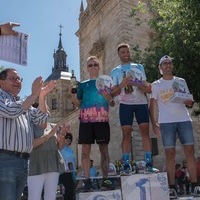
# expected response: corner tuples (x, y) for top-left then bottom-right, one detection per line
(28, 172), (60, 200)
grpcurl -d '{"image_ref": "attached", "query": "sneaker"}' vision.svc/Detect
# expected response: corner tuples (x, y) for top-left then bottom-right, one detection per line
(191, 186), (200, 197)
(145, 162), (153, 172)
(145, 163), (159, 173)
(120, 161), (131, 176)
(82, 178), (92, 192)
(169, 188), (178, 199)
(101, 179), (115, 190)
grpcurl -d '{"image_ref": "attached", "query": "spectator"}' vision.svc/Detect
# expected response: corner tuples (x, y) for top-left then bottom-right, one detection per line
(182, 160), (191, 194)
(175, 163), (185, 195)
(28, 118), (69, 200)
(0, 68), (54, 200)
(59, 132), (76, 200)
(90, 160), (100, 190)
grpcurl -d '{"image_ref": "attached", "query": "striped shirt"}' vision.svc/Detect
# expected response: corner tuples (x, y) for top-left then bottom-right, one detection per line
(0, 89), (49, 153)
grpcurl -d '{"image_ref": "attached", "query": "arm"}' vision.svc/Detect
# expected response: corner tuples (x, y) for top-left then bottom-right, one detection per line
(32, 131), (52, 148)
(32, 123), (53, 148)
(110, 77), (130, 97)
(22, 76), (43, 110)
(38, 80), (56, 113)
(138, 81), (152, 94)
(184, 99), (194, 108)
(0, 77), (42, 118)
(100, 91), (115, 107)
(182, 78), (194, 108)
(149, 98), (161, 136)
(33, 123), (70, 148)
(68, 83), (81, 107)
(57, 124), (71, 150)
(71, 93), (81, 108)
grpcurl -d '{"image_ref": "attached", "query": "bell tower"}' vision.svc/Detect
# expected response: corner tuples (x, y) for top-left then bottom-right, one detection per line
(45, 25), (75, 123)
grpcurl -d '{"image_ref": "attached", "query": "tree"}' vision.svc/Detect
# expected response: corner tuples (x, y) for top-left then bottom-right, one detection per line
(0, 66), (4, 72)
(131, 0), (200, 102)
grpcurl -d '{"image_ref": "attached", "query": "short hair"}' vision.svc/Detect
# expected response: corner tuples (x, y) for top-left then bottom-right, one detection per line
(64, 132), (73, 145)
(86, 56), (99, 64)
(0, 68), (17, 80)
(117, 43), (130, 52)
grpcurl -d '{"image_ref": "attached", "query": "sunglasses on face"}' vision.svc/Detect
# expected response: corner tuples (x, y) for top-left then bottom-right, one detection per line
(87, 63), (99, 68)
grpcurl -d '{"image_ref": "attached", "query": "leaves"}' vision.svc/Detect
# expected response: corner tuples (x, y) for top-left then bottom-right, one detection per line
(131, 0), (200, 101)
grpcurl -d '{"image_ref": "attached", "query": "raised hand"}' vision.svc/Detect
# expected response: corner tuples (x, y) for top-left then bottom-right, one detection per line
(31, 76), (43, 98)
(40, 80), (56, 97)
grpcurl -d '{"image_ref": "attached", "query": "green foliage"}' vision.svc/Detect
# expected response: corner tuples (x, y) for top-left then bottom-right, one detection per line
(130, 0), (200, 102)
(0, 66), (4, 72)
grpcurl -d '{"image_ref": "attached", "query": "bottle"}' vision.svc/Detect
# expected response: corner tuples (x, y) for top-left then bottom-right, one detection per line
(123, 71), (133, 94)
(71, 70), (78, 94)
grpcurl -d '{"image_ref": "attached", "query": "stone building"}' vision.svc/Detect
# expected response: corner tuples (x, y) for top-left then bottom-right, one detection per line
(46, 0), (200, 172)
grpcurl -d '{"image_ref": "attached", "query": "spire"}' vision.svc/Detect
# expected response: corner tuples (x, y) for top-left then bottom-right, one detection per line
(58, 24), (63, 50)
(45, 24), (68, 82)
(80, 0), (84, 12)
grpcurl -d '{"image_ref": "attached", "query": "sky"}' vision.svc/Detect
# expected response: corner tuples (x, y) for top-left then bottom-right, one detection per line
(0, 0), (87, 97)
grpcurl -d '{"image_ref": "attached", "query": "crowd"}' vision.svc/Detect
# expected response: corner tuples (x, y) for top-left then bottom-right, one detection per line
(0, 21), (200, 200)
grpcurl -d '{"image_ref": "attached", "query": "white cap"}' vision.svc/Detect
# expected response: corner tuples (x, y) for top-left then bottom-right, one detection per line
(159, 55), (173, 65)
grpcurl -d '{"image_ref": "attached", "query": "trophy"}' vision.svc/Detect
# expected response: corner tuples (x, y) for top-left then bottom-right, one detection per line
(70, 70), (78, 94)
(123, 71), (133, 94)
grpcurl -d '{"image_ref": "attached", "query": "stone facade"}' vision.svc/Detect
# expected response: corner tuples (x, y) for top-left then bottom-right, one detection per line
(47, 0), (200, 172)
(74, 0), (157, 169)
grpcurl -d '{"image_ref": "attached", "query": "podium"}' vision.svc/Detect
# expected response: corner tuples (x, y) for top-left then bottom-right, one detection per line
(76, 172), (170, 200)
(121, 172), (169, 200)
(77, 189), (122, 200)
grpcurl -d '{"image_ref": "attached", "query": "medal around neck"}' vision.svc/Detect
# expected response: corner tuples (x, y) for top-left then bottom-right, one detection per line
(96, 75), (114, 94)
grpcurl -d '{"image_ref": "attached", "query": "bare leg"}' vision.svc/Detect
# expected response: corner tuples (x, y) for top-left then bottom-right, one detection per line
(139, 123), (151, 152)
(121, 125), (132, 154)
(81, 144), (91, 179)
(99, 144), (110, 178)
(165, 148), (176, 185)
(183, 145), (197, 182)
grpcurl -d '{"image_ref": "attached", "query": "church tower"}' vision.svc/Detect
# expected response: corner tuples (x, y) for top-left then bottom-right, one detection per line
(45, 25), (75, 123)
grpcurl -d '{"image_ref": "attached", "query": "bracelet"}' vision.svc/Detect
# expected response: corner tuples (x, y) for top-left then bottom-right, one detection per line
(109, 99), (114, 103)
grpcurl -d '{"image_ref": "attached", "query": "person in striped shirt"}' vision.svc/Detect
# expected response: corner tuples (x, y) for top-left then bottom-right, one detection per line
(0, 68), (56, 200)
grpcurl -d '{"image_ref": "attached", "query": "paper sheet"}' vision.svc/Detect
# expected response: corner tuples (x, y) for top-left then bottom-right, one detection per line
(0, 32), (28, 66)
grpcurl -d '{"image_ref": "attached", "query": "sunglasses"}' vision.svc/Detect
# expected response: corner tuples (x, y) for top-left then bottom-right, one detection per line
(162, 61), (172, 65)
(87, 63), (99, 68)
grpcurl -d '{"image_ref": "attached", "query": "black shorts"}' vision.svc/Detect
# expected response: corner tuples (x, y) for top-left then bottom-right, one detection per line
(78, 122), (110, 144)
